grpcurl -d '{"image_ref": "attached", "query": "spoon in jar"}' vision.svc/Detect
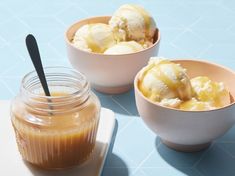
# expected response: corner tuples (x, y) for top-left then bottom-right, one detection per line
(25, 34), (53, 113)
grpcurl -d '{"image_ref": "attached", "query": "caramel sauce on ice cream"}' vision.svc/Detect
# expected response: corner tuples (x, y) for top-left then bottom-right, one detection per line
(138, 58), (231, 111)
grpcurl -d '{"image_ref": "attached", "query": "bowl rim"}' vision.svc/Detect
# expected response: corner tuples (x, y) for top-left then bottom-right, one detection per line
(65, 15), (161, 56)
(134, 59), (235, 113)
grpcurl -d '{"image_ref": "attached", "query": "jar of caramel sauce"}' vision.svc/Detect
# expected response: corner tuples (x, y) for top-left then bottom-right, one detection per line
(11, 67), (100, 169)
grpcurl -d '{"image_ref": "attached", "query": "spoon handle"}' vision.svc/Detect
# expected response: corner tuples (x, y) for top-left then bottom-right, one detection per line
(25, 34), (51, 96)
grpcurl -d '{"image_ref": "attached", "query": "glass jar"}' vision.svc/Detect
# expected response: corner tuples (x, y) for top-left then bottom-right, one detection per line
(11, 67), (100, 169)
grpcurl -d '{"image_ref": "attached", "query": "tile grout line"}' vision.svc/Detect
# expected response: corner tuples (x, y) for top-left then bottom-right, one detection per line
(47, 42), (65, 60)
(196, 44), (214, 58)
(3, 4), (32, 31)
(109, 97), (138, 136)
(111, 96), (133, 116)
(115, 118), (136, 138)
(52, 4), (75, 17)
(0, 61), (24, 76)
(131, 148), (155, 175)
(135, 169), (147, 176)
(189, 28), (212, 45)
(0, 79), (16, 97)
(192, 142), (215, 168)
(170, 15), (203, 45)
(216, 143), (235, 158)
(218, 2), (235, 15)
(53, 16), (67, 28)
(169, 42), (191, 57)
(215, 141), (235, 143)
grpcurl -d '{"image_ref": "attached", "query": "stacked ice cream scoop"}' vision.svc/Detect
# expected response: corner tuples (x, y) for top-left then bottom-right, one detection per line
(72, 4), (156, 54)
(138, 57), (230, 111)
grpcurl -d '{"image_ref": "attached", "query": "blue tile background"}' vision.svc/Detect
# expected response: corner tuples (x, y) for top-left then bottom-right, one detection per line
(1, 0), (235, 175)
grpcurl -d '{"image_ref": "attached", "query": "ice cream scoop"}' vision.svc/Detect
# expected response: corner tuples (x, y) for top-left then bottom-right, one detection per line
(109, 4), (156, 43)
(72, 23), (116, 53)
(104, 41), (144, 54)
(138, 58), (193, 107)
(190, 76), (230, 108)
(179, 98), (215, 111)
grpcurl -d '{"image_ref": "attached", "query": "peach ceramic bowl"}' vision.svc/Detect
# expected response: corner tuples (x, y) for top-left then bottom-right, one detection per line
(134, 59), (235, 152)
(65, 16), (160, 94)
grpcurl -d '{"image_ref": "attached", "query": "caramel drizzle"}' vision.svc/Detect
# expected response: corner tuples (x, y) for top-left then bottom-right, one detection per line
(85, 24), (102, 53)
(131, 5), (151, 37)
(122, 5), (151, 38)
(140, 61), (184, 99)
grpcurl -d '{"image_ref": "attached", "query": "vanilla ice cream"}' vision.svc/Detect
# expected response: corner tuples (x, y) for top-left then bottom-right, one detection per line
(191, 76), (230, 108)
(180, 98), (215, 111)
(72, 4), (157, 54)
(109, 4), (156, 44)
(72, 23), (116, 53)
(138, 58), (231, 111)
(138, 57), (193, 108)
(104, 41), (144, 54)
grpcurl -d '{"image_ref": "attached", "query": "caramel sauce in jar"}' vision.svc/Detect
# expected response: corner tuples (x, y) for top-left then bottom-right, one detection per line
(11, 67), (100, 169)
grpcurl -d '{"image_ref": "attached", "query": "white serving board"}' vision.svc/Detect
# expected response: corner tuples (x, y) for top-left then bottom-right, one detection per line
(0, 100), (115, 176)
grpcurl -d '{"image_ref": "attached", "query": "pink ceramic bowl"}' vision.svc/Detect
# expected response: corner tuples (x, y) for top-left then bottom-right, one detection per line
(134, 59), (235, 152)
(65, 16), (160, 94)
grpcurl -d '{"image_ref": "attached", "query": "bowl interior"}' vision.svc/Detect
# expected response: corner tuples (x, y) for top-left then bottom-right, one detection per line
(173, 60), (235, 103)
(66, 16), (160, 44)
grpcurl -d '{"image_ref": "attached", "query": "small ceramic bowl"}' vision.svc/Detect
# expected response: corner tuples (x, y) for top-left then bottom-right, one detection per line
(134, 59), (235, 152)
(65, 16), (160, 94)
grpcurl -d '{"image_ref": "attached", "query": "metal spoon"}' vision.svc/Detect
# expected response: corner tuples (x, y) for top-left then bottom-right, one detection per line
(26, 34), (53, 113)
(26, 34), (51, 96)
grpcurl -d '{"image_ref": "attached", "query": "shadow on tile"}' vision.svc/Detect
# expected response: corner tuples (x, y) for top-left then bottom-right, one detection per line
(156, 137), (235, 176)
(111, 88), (139, 116)
(102, 119), (129, 176)
(195, 143), (235, 176)
(93, 88), (138, 116)
(156, 137), (209, 176)
(102, 153), (129, 176)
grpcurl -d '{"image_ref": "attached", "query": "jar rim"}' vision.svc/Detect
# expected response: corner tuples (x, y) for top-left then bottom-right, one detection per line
(21, 66), (89, 100)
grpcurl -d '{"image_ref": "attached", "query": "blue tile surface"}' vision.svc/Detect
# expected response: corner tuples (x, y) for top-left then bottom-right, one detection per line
(1, 0), (235, 176)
